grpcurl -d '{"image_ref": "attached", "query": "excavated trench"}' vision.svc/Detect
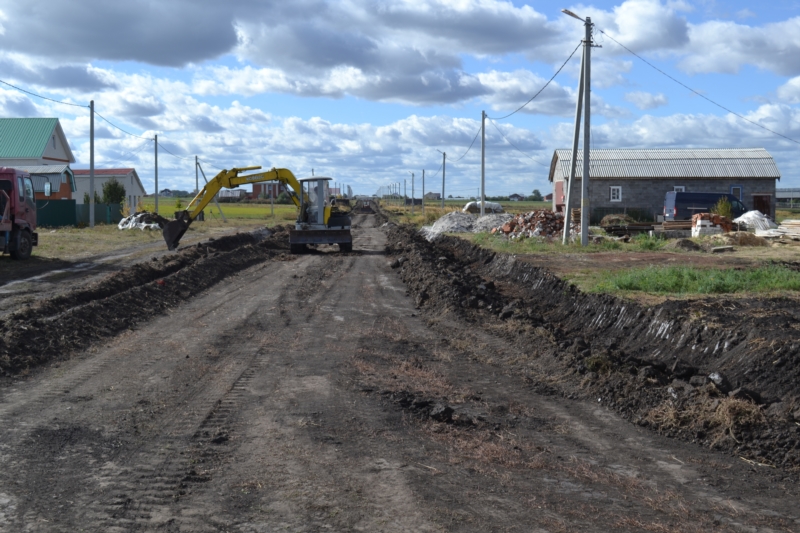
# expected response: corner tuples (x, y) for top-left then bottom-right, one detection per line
(0, 227), (295, 376)
(387, 225), (800, 470)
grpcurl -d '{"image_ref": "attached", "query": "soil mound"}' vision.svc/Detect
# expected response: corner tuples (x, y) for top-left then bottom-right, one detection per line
(386, 224), (800, 470)
(0, 228), (293, 376)
(600, 213), (636, 226)
(664, 238), (701, 251)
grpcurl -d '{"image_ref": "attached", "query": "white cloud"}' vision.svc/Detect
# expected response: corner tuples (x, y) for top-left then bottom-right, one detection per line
(777, 76), (800, 104)
(624, 91), (668, 109)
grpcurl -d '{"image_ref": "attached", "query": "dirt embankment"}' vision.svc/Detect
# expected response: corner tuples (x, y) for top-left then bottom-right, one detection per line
(0, 228), (294, 376)
(386, 225), (800, 470)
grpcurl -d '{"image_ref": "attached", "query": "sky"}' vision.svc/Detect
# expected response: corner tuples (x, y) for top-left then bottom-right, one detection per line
(2, 0), (800, 198)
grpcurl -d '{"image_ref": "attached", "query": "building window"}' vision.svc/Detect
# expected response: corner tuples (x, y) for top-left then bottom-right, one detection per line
(730, 186), (742, 200)
(610, 186), (622, 202)
(673, 186), (685, 192)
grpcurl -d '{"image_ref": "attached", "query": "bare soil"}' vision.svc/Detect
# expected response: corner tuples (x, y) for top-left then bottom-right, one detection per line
(0, 214), (798, 532)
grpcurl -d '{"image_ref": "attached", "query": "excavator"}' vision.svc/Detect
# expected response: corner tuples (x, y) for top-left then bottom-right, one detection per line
(162, 166), (352, 253)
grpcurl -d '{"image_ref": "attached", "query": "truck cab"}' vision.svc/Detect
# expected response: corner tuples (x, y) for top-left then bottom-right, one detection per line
(0, 167), (38, 260)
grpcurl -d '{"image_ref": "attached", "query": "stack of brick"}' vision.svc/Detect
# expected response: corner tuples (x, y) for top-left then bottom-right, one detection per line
(691, 213), (732, 237)
(490, 210), (565, 239)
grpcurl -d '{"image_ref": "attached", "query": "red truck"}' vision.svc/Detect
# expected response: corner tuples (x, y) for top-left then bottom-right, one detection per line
(0, 167), (38, 260)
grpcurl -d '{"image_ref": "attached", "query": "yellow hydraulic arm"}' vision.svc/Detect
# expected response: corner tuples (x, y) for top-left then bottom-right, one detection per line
(162, 166), (305, 250)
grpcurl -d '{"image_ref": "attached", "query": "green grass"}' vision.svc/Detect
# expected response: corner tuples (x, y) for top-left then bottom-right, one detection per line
(593, 264), (800, 295)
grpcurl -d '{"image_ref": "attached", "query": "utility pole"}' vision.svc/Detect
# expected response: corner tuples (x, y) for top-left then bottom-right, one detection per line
(421, 169), (425, 215)
(480, 110), (486, 217)
(404, 179), (407, 207)
(562, 45), (585, 245)
(437, 149), (446, 209)
(581, 17), (592, 247)
(154, 134), (159, 214)
(89, 100), (95, 228)
(410, 172), (415, 215)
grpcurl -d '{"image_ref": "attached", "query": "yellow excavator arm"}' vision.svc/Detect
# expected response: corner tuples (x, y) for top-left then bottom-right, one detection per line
(163, 166), (304, 250)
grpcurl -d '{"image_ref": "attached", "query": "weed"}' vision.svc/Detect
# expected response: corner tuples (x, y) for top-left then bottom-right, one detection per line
(584, 355), (612, 374)
(634, 233), (665, 251)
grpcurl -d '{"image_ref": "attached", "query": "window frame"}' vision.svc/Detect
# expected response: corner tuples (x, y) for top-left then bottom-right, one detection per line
(609, 186), (622, 202)
(673, 186), (685, 192)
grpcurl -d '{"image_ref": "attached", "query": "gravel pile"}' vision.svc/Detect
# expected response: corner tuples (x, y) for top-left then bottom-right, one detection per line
(473, 213), (514, 233)
(420, 211), (476, 241)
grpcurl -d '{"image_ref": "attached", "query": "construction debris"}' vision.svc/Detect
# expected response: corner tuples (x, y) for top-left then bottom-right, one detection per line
(691, 213), (732, 237)
(490, 210), (565, 240)
(419, 211), (476, 241)
(118, 211), (169, 231)
(463, 201), (504, 214)
(734, 210), (777, 232)
(473, 213), (513, 233)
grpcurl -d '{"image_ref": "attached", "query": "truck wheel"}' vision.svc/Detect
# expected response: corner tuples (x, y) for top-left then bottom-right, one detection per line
(10, 231), (32, 260)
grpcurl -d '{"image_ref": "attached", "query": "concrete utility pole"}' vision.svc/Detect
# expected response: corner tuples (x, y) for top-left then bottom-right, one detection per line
(480, 110), (486, 217)
(437, 149), (446, 209)
(561, 9), (596, 247)
(89, 100), (95, 228)
(154, 134), (159, 214)
(562, 46), (585, 245)
(581, 17), (592, 247)
(409, 172), (415, 215)
(195, 155), (199, 198)
(421, 169), (425, 215)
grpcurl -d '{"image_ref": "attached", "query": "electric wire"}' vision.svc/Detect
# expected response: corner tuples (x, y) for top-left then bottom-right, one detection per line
(0, 78), (88, 108)
(488, 41), (582, 121)
(451, 125), (483, 162)
(597, 27), (800, 146)
(156, 140), (194, 161)
(99, 137), (153, 168)
(94, 111), (151, 140)
(487, 117), (548, 167)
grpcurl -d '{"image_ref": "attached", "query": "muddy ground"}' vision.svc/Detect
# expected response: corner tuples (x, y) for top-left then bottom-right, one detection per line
(0, 214), (798, 532)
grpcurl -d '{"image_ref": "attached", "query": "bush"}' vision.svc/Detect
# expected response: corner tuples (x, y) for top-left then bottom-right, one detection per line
(711, 197), (733, 219)
(102, 178), (126, 205)
(276, 191), (294, 204)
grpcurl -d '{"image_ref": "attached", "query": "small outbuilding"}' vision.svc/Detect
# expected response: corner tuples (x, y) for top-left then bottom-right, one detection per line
(72, 168), (146, 208)
(549, 148), (780, 222)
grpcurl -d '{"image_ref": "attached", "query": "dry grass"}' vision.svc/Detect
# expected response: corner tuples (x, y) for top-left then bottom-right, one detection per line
(646, 397), (766, 445)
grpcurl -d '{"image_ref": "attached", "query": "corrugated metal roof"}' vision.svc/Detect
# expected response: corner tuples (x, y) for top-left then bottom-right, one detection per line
(549, 148), (781, 181)
(0, 118), (59, 158)
(72, 168), (134, 176)
(14, 164), (75, 192)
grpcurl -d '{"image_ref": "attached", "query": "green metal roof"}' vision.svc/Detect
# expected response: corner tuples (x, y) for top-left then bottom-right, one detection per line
(0, 118), (59, 158)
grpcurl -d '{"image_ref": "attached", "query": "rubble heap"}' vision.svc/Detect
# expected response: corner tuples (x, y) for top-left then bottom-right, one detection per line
(490, 210), (565, 239)
(691, 213), (732, 233)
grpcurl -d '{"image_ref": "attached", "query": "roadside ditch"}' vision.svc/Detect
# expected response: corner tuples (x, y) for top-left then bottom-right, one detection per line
(386, 224), (800, 470)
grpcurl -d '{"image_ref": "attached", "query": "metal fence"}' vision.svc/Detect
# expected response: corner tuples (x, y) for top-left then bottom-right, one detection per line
(35, 200), (77, 227)
(75, 203), (124, 225)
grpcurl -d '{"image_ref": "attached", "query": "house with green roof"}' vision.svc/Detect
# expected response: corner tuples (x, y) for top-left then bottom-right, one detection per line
(0, 118), (77, 199)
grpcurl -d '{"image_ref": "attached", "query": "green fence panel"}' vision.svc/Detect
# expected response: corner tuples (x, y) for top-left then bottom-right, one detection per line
(76, 204), (112, 225)
(35, 199), (77, 227)
(109, 204), (123, 224)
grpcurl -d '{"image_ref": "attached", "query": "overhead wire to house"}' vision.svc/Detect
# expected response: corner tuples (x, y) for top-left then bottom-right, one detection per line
(0, 78), (88, 108)
(99, 137), (153, 168)
(451, 125), (483, 162)
(488, 41), (582, 121)
(487, 117), (548, 167)
(93, 111), (151, 140)
(597, 27), (800, 147)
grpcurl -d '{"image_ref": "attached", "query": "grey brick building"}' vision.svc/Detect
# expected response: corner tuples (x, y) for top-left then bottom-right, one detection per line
(549, 148), (780, 222)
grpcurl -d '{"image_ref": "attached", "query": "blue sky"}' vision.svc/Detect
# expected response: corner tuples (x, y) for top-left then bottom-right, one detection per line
(2, 0), (800, 198)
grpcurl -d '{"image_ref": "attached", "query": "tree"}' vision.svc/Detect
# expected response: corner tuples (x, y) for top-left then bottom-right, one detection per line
(83, 191), (101, 205)
(276, 191), (294, 204)
(102, 178), (126, 205)
(530, 189), (543, 201)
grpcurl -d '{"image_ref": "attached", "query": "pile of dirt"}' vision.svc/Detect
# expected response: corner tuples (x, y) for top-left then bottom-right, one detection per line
(386, 224), (800, 469)
(0, 227), (293, 376)
(419, 211), (475, 241)
(472, 213), (513, 233)
(600, 213), (636, 226)
(713, 232), (769, 247)
(664, 238), (701, 251)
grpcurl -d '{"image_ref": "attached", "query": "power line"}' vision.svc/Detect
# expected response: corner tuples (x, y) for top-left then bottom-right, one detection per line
(94, 111), (151, 140)
(0, 78), (88, 108)
(99, 138), (153, 168)
(598, 27), (800, 147)
(156, 140), (194, 161)
(489, 41), (582, 121)
(452, 125), (483, 162)
(487, 117), (548, 167)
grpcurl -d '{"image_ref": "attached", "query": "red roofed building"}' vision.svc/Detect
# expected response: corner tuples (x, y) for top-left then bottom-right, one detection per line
(72, 168), (147, 208)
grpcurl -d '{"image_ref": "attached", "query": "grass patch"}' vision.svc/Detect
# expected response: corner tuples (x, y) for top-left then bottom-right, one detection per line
(593, 264), (800, 295)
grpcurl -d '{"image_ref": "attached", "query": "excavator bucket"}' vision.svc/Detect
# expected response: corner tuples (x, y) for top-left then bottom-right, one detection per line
(162, 211), (191, 251)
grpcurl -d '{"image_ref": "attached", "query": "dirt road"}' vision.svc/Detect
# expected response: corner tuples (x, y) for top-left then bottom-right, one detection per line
(0, 214), (798, 532)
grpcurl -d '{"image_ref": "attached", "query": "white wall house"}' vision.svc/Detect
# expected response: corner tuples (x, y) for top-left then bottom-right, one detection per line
(72, 168), (147, 207)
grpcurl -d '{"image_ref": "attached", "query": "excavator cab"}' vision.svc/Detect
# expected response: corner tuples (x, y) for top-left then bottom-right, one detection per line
(291, 177), (352, 253)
